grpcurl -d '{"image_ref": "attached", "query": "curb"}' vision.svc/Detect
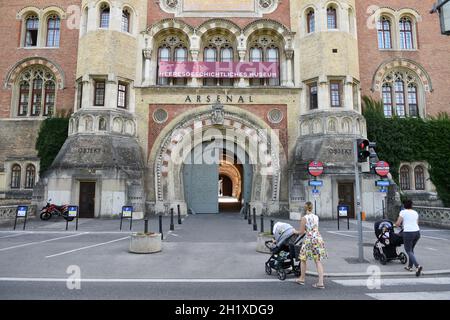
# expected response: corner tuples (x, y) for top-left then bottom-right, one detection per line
(305, 269), (450, 278)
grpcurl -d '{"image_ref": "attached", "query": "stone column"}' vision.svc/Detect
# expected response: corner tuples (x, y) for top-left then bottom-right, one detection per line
(142, 48), (152, 86)
(238, 50), (247, 87)
(190, 50), (199, 87)
(285, 49), (294, 87)
(344, 75), (354, 110)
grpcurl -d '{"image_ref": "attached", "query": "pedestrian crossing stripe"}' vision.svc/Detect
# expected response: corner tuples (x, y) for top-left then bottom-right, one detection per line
(367, 291), (450, 300)
(333, 277), (450, 287)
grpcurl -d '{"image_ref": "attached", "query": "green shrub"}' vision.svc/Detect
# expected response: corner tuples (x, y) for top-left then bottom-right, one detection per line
(35, 114), (70, 176)
(363, 96), (450, 206)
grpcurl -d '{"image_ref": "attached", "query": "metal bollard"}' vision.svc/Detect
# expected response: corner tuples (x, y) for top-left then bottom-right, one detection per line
(260, 214), (264, 233)
(253, 208), (257, 231)
(244, 203), (248, 220)
(270, 220), (274, 235)
(144, 219), (149, 234)
(248, 206), (252, 225)
(177, 204), (182, 224)
(159, 215), (163, 240)
(170, 208), (175, 231)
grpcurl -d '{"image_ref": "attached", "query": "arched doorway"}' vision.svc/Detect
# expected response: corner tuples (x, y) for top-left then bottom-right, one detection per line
(152, 104), (285, 216)
(182, 140), (253, 214)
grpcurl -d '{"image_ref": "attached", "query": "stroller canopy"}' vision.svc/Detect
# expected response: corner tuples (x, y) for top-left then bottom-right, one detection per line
(374, 219), (394, 237)
(273, 222), (296, 247)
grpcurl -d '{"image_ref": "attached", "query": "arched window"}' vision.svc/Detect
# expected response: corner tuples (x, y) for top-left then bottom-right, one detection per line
(408, 84), (418, 117)
(394, 79), (406, 117)
(25, 164), (36, 189)
(414, 166), (425, 190)
(46, 15), (60, 47)
(327, 7), (337, 29)
(99, 4), (110, 29)
(11, 165), (21, 189)
(249, 35), (280, 86)
(399, 17), (414, 50)
(44, 81), (55, 116)
(121, 9), (130, 33)
(400, 166), (411, 190)
(16, 67), (57, 117)
(82, 7), (88, 35)
(25, 15), (39, 47)
(156, 35), (188, 86)
(203, 35), (234, 87)
(382, 84), (393, 117)
(382, 70), (421, 118)
(348, 8), (355, 35)
(307, 9), (315, 33)
(377, 17), (392, 49)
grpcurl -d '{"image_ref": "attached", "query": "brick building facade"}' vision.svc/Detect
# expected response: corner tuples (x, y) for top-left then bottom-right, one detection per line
(0, 0), (447, 216)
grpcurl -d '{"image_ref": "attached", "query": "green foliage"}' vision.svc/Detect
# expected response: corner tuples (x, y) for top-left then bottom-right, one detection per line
(363, 96), (450, 206)
(35, 114), (70, 176)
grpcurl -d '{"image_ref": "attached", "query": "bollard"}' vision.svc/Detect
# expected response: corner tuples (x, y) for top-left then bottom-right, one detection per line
(248, 206), (252, 225)
(144, 219), (149, 234)
(177, 204), (182, 224)
(260, 214), (264, 233)
(159, 214), (163, 240)
(253, 208), (257, 231)
(170, 208), (175, 231)
(244, 203), (248, 220)
(270, 220), (274, 235)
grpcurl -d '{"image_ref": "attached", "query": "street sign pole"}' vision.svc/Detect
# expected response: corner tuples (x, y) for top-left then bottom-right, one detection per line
(353, 139), (364, 262)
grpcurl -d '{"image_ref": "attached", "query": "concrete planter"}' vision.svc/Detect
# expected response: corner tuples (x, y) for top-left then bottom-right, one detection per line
(129, 233), (162, 254)
(256, 233), (274, 254)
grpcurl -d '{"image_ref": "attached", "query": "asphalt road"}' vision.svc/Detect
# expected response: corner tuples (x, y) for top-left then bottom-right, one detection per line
(1, 213), (449, 301)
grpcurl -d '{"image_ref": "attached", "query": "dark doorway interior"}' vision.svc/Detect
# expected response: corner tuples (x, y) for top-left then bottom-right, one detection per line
(79, 182), (95, 218)
(219, 174), (233, 197)
(338, 182), (355, 219)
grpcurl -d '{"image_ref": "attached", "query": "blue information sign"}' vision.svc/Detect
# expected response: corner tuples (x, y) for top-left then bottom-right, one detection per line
(376, 180), (390, 187)
(17, 206), (28, 217)
(68, 206), (78, 218)
(309, 180), (324, 187)
(338, 205), (349, 217)
(122, 206), (133, 218)
(380, 188), (388, 193)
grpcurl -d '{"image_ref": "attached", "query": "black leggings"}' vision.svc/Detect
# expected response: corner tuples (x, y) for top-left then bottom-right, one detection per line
(403, 231), (421, 268)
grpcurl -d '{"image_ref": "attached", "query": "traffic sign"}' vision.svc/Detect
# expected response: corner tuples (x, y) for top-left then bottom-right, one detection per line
(309, 180), (324, 187)
(375, 161), (390, 177)
(68, 206), (78, 218)
(375, 180), (390, 187)
(308, 161), (324, 177)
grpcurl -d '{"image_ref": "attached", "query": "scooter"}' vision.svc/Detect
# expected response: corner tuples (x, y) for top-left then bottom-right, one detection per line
(40, 200), (73, 221)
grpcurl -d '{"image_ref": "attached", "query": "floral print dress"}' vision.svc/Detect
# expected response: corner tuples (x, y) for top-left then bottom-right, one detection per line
(299, 213), (327, 262)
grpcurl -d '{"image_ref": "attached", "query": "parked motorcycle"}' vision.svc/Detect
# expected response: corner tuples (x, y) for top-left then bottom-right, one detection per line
(40, 200), (73, 221)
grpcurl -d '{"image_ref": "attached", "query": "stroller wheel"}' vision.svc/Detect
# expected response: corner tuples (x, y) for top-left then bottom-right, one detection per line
(399, 252), (408, 265)
(265, 263), (272, 275)
(277, 269), (286, 281)
(379, 254), (387, 265)
(294, 266), (301, 277)
(373, 247), (380, 260)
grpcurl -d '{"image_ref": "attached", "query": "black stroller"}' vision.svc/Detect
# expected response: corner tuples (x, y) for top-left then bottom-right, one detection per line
(265, 222), (304, 281)
(373, 219), (408, 265)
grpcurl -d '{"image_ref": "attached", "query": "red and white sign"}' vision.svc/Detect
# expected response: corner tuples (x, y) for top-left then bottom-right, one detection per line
(158, 62), (279, 78)
(375, 161), (390, 177)
(308, 161), (324, 177)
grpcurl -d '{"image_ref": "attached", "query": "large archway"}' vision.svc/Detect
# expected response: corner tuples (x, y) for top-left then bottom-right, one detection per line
(182, 139), (253, 214)
(151, 103), (286, 216)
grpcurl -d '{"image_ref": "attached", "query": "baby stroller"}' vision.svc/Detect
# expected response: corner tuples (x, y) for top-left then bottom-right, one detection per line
(265, 222), (305, 281)
(373, 219), (408, 265)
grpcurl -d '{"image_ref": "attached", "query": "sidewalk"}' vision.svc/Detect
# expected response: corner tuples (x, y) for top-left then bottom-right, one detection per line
(1, 213), (449, 279)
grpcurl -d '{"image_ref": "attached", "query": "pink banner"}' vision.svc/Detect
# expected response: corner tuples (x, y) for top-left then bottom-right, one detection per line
(158, 62), (279, 78)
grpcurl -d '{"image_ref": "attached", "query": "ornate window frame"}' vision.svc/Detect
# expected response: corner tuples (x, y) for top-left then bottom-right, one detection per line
(159, 0), (279, 18)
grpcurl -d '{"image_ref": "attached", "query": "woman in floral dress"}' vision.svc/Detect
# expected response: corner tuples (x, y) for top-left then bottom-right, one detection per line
(294, 202), (327, 289)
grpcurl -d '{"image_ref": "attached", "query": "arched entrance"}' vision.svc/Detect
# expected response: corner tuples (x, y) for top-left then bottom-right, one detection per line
(182, 140), (253, 214)
(152, 103), (285, 216)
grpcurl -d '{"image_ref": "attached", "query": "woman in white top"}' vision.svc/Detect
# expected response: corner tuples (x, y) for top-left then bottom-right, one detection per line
(394, 199), (423, 277)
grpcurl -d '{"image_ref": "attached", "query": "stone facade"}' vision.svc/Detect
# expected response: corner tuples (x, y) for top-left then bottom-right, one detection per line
(0, 0), (448, 218)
